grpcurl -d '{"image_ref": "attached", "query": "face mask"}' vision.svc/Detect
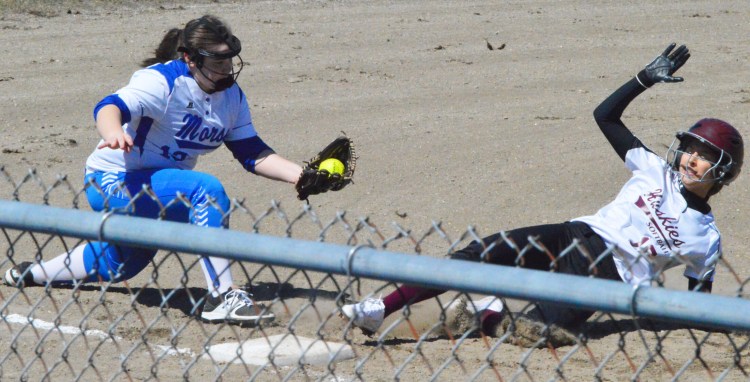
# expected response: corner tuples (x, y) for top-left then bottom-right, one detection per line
(210, 76), (236, 93)
(195, 57), (242, 93)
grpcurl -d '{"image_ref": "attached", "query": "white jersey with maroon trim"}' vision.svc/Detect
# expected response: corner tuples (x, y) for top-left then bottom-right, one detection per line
(573, 147), (720, 286)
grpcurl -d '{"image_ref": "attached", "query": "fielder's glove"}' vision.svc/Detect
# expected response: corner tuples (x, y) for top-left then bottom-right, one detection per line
(296, 135), (357, 201)
(637, 43), (691, 88)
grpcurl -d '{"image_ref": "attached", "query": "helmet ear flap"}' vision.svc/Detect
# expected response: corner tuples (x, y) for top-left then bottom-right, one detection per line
(716, 162), (734, 183)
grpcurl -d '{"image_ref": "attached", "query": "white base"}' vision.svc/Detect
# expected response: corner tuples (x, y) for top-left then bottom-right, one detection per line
(203, 334), (355, 366)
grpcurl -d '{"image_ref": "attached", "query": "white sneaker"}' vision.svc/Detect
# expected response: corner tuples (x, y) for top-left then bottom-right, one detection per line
(201, 289), (275, 324)
(467, 296), (504, 314)
(3, 262), (41, 288)
(341, 297), (385, 333)
(445, 296), (504, 315)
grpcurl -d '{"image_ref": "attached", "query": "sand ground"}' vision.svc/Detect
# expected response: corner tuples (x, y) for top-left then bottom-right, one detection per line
(1, 1), (750, 380)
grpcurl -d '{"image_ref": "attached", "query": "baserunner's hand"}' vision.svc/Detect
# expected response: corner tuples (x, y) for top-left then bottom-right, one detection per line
(643, 43), (690, 84)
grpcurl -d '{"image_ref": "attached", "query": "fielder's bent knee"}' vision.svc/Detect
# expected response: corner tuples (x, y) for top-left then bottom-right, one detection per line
(194, 173), (230, 211)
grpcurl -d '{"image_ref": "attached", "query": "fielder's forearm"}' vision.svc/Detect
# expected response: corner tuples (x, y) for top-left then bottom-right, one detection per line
(253, 152), (303, 184)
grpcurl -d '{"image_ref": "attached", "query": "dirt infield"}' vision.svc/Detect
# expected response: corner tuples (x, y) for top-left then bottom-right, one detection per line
(2, 1), (750, 380)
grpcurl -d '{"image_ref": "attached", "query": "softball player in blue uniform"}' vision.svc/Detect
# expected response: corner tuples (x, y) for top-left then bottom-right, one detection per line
(4, 15), (304, 324)
(341, 44), (744, 338)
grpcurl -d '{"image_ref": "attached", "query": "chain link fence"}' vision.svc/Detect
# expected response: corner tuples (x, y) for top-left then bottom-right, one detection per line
(1, 166), (749, 381)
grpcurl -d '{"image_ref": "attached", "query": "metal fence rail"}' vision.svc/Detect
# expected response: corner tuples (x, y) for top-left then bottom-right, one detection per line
(3, 199), (750, 333)
(1, 168), (749, 381)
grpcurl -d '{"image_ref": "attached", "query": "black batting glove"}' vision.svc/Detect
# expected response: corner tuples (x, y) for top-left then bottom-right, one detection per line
(636, 43), (691, 88)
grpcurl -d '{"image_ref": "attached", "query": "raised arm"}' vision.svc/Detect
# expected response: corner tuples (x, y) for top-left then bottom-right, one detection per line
(594, 43), (690, 161)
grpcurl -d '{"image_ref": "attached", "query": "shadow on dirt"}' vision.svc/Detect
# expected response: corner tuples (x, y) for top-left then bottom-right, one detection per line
(57, 281), (350, 318)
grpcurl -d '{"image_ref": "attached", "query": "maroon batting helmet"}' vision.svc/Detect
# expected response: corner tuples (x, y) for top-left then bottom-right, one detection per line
(676, 118), (744, 185)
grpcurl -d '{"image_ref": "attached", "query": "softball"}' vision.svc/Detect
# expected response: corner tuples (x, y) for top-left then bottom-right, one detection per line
(319, 158), (345, 176)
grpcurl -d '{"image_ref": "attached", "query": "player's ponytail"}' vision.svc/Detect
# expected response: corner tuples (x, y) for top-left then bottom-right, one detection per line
(141, 28), (183, 67)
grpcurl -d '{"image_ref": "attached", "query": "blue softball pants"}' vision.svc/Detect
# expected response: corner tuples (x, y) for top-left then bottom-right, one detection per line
(82, 168), (231, 289)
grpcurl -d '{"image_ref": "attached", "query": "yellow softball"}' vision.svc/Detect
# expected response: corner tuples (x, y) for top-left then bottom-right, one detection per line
(319, 158), (345, 176)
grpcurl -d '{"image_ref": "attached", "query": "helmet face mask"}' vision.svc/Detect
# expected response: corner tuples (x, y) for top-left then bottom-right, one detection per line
(667, 137), (726, 183)
(666, 118), (744, 186)
(193, 52), (243, 93)
(178, 16), (244, 92)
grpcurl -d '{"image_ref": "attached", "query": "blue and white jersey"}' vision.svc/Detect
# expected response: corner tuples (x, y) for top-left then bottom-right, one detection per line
(86, 60), (263, 173)
(573, 147), (721, 286)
